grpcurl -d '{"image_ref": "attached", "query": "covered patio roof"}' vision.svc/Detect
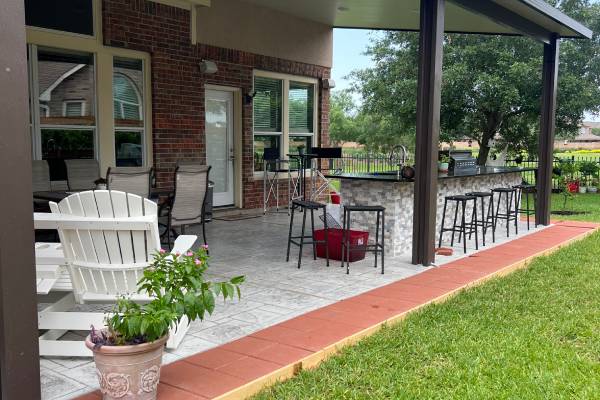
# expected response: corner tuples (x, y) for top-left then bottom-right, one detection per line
(240, 0), (592, 40)
(0, 0), (594, 398)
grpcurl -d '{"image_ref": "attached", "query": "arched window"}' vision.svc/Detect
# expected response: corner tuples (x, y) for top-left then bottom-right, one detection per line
(113, 73), (141, 121)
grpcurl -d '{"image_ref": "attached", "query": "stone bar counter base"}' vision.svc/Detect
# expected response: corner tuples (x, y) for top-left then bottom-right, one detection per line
(339, 172), (523, 257)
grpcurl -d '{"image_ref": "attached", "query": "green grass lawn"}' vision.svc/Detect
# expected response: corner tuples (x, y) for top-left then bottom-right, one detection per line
(551, 192), (600, 222)
(255, 230), (600, 399)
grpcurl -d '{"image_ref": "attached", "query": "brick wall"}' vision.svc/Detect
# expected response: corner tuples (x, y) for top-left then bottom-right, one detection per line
(102, 0), (331, 208)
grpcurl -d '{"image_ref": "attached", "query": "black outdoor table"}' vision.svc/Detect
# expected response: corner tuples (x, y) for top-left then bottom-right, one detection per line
(33, 191), (75, 202)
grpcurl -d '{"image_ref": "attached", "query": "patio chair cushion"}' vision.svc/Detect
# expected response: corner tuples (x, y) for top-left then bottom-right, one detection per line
(32, 160), (51, 192)
(107, 166), (152, 198)
(65, 159), (100, 190)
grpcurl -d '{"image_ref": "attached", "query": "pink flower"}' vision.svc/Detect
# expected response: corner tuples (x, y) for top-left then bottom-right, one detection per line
(175, 252), (180, 257)
(201, 244), (209, 250)
(194, 259), (201, 265)
(186, 251), (193, 257)
(159, 249), (166, 254)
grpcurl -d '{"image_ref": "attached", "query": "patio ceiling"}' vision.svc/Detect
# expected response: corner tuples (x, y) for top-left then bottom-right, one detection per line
(239, 0), (592, 41)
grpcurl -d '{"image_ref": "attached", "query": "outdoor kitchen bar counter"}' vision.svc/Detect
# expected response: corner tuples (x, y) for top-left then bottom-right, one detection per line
(327, 166), (536, 257)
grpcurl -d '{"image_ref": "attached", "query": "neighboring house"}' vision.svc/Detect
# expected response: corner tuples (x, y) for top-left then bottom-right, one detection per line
(555, 121), (600, 150)
(25, 0), (332, 209)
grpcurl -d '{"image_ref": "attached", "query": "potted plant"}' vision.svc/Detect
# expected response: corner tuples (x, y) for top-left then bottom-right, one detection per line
(558, 160), (579, 193)
(589, 177), (599, 193)
(438, 154), (450, 172)
(86, 247), (244, 399)
(578, 160), (599, 193)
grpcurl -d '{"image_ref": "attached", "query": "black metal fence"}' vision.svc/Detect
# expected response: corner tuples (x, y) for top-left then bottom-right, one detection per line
(256, 151), (600, 189)
(506, 155), (600, 189)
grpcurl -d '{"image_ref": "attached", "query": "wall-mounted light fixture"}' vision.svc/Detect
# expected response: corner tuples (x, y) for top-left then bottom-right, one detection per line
(199, 60), (218, 74)
(322, 78), (336, 89)
(244, 89), (257, 104)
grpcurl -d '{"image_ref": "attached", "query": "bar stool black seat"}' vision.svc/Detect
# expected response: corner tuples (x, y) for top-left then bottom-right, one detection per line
(438, 194), (478, 254)
(492, 187), (518, 237)
(465, 191), (495, 246)
(286, 199), (329, 269)
(341, 205), (385, 275)
(514, 184), (537, 230)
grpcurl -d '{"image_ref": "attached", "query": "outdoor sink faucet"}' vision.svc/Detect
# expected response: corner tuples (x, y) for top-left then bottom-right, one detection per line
(389, 145), (408, 180)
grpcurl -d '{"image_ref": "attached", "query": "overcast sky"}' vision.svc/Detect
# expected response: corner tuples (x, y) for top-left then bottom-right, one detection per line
(331, 29), (374, 94)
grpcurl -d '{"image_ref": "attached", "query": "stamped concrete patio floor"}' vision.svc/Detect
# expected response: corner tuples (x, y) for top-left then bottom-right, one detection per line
(43, 211), (550, 399)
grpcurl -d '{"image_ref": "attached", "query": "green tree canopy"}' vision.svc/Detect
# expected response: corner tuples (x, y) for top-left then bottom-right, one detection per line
(329, 90), (414, 153)
(347, 0), (600, 164)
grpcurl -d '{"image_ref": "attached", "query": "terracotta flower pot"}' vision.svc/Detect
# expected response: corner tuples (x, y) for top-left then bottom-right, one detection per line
(85, 335), (167, 400)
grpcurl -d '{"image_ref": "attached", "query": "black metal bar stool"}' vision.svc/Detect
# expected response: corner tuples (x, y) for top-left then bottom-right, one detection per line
(286, 199), (329, 269)
(492, 187), (518, 237)
(340, 205), (385, 275)
(465, 191), (495, 246)
(514, 184), (537, 230)
(438, 195), (478, 254)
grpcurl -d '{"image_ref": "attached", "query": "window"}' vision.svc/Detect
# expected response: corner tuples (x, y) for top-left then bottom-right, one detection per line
(25, 0), (94, 36)
(289, 81), (314, 134)
(253, 73), (317, 172)
(31, 47), (96, 181)
(113, 58), (144, 166)
(63, 101), (85, 117)
(254, 135), (281, 172)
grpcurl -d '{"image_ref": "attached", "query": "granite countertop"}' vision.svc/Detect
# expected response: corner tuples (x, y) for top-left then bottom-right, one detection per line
(325, 166), (536, 183)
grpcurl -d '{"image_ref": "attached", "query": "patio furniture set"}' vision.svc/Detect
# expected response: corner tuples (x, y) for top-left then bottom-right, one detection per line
(268, 147), (387, 275)
(439, 183), (537, 253)
(32, 158), (212, 246)
(32, 159), (214, 356)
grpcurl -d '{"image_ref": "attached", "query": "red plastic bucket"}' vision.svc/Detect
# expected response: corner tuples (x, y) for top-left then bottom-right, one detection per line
(313, 228), (369, 262)
(330, 192), (341, 205)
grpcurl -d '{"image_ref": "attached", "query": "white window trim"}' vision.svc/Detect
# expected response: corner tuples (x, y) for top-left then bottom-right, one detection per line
(252, 70), (318, 178)
(62, 100), (87, 117)
(112, 59), (147, 166)
(29, 44), (99, 161)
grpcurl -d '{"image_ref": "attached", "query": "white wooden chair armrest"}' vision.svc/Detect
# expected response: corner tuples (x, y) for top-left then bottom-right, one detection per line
(171, 235), (198, 255)
(36, 264), (61, 279)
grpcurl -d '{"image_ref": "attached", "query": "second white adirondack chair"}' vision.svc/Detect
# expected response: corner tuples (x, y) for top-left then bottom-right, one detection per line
(38, 190), (197, 357)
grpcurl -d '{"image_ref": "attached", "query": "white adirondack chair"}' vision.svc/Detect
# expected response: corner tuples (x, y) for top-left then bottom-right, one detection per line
(37, 190), (197, 357)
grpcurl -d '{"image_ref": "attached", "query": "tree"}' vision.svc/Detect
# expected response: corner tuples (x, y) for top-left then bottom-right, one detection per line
(329, 90), (360, 145)
(329, 90), (415, 153)
(350, 0), (600, 164)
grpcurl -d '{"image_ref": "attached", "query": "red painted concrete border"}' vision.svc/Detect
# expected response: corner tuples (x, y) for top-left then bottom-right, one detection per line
(77, 221), (598, 400)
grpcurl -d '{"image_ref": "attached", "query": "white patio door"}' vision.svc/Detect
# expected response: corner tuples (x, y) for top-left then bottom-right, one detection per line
(205, 89), (235, 206)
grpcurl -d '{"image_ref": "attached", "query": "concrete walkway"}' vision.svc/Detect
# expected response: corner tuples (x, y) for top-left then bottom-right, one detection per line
(76, 220), (599, 400)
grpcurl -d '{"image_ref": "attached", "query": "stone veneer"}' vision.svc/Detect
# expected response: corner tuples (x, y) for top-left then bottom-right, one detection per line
(339, 172), (523, 257)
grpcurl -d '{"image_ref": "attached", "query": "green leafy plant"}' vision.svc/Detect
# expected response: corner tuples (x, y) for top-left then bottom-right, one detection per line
(577, 161), (599, 185)
(92, 247), (244, 346)
(557, 176), (575, 212)
(558, 160), (579, 180)
(439, 154), (450, 164)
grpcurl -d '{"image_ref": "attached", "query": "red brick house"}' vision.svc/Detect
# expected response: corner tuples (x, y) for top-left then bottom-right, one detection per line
(25, 0), (332, 208)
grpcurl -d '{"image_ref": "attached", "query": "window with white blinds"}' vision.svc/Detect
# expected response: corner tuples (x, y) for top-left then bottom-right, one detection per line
(253, 77), (283, 133)
(113, 57), (144, 167)
(289, 81), (314, 134)
(252, 72), (317, 172)
(63, 101), (84, 117)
